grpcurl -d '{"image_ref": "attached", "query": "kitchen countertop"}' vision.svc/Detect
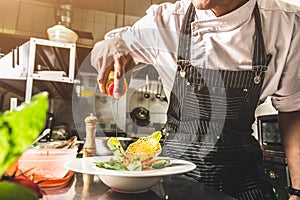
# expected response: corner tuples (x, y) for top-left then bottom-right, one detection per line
(42, 173), (235, 200)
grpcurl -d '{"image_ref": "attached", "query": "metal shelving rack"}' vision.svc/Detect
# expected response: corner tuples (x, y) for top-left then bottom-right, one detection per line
(0, 37), (77, 102)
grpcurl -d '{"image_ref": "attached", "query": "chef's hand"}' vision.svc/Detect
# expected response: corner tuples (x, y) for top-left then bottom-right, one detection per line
(289, 195), (300, 200)
(91, 37), (136, 99)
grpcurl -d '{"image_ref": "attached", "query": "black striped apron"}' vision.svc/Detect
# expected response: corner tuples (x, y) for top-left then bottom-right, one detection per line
(163, 3), (276, 200)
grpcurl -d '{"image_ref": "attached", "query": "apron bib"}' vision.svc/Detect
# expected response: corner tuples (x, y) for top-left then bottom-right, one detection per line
(163, 3), (276, 200)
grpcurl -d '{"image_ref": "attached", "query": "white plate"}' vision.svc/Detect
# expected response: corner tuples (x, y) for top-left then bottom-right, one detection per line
(65, 156), (196, 193)
(64, 156), (196, 177)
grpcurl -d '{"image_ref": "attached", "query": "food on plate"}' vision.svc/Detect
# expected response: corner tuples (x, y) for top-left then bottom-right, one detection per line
(108, 130), (162, 164)
(95, 131), (170, 171)
(106, 137), (125, 162)
(96, 157), (170, 171)
(126, 130), (162, 157)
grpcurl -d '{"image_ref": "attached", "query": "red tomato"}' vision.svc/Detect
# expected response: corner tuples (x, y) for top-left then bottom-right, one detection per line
(9, 176), (43, 198)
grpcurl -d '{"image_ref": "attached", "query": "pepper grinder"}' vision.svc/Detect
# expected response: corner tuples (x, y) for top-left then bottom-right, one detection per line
(81, 114), (97, 199)
(82, 113), (98, 158)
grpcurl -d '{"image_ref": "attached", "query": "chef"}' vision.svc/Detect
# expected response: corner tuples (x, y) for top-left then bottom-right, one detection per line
(91, 0), (300, 199)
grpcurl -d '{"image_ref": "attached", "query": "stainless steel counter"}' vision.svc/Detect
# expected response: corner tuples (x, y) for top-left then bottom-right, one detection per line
(43, 173), (235, 200)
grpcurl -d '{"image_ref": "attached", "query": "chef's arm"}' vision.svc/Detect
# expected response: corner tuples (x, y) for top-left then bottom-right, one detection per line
(278, 111), (300, 200)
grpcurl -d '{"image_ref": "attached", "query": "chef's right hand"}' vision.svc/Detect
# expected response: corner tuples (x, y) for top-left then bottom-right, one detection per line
(91, 37), (136, 99)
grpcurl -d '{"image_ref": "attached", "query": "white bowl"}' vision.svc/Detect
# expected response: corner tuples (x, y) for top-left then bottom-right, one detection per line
(64, 156), (196, 193)
(99, 175), (161, 193)
(47, 25), (78, 43)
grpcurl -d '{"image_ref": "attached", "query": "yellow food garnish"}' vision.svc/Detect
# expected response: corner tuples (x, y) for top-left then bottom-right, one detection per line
(126, 131), (162, 154)
(107, 131), (162, 165)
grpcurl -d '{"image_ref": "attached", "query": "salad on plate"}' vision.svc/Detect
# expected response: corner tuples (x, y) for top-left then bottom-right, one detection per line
(95, 131), (170, 171)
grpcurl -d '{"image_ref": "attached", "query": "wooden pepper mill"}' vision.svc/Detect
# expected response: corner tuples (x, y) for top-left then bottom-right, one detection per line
(81, 114), (98, 198)
(81, 113), (98, 158)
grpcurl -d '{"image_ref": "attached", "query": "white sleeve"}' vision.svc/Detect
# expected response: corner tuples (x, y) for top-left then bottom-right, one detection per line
(104, 9), (161, 66)
(103, 1), (186, 66)
(271, 14), (300, 112)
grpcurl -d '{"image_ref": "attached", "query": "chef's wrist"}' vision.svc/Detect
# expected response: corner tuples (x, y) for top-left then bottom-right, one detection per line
(288, 186), (300, 198)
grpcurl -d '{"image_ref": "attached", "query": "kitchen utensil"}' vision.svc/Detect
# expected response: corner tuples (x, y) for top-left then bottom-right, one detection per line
(53, 136), (78, 149)
(31, 128), (51, 146)
(130, 107), (150, 126)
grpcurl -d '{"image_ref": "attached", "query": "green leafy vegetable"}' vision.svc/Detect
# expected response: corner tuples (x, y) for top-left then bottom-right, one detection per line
(95, 161), (127, 171)
(106, 137), (125, 162)
(126, 159), (142, 171)
(95, 158), (171, 171)
(0, 92), (49, 178)
(150, 159), (170, 169)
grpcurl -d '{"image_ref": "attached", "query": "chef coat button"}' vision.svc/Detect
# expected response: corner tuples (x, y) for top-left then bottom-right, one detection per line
(187, 82), (190, 86)
(243, 88), (248, 92)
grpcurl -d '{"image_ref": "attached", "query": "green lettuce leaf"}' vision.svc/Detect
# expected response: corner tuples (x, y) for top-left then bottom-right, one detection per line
(95, 161), (128, 171)
(0, 92), (49, 178)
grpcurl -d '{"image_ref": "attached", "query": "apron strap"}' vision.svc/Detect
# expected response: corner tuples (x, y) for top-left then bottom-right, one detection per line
(252, 4), (272, 67)
(177, 3), (195, 62)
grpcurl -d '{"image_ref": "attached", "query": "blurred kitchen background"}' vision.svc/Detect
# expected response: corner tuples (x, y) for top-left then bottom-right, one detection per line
(0, 0), (174, 140)
(0, 1), (299, 199)
(0, 0), (299, 139)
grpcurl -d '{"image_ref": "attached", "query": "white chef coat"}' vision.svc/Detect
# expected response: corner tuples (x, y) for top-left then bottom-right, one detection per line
(100, 0), (300, 112)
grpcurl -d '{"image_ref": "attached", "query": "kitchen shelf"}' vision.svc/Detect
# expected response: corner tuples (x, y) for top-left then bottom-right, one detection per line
(0, 37), (78, 102)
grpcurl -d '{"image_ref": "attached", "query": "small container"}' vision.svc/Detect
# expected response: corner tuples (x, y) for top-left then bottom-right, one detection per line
(105, 71), (128, 97)
(18, 148), (77, 178)
(47, 24), (78, 43)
